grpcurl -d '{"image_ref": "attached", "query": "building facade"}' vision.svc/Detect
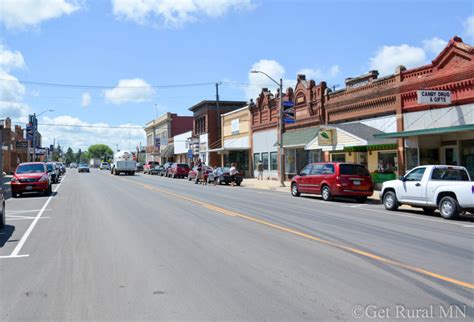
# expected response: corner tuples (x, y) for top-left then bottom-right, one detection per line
(1, 118), (28, 174)
(144, 112), (193, 164)
(189, 100), (247, 167)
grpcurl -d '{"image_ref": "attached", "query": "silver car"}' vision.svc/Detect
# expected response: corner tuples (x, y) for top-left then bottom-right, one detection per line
(0, 186), (5, 229)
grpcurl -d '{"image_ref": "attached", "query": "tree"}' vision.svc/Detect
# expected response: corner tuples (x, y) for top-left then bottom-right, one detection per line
(75, 149), (82, 163)
(88, 144), (113, 161)
(65, 147), (75, 165)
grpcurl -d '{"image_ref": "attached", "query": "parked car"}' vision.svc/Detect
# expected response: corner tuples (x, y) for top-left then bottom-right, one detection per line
(136, 162), (144, 172)
(78, 163), (90, 173)
(188, 165), (211, 182)
(150, 165), (163, 175)
(0, 186), (5, 229)
(381, 165), (474, 219)
(10, 162), (52, 197)
(46, 162), (60, 183)
(291, 162), (373, 202)
(69, 162), (77, 169)
(160, 162), (173, 176)
(207, 167), (243, 185)
(167, 163), (190, 178)
(99, 162), (110, 170)
(57, 162), (66, 175)
(143, 161), (160, 174)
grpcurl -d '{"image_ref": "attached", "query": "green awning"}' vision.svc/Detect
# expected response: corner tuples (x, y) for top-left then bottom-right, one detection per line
(274, 127), (319, 148)
(373, 124), (474, 139)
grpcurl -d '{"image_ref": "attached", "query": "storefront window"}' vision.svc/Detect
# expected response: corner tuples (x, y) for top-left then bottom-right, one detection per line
(377, 152), (397, 173)
(405, 148), (419, 171)
(270, 152), (278, 170)
(224, 151), (249, 170)
(285, 149), (296, 174)
(420, 148), (439, 165)
(357, 152), (367, 167)
(331, 153), (346, 162)
(309, 150), (322, 163)
(296, 149), (308, 173)
(261, 152), (269, 170)
(460, 140), (474, 178)
(253, 153), (260, 170)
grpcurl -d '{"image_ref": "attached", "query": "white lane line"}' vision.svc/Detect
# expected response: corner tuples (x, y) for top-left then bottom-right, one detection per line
(6, 216), (50, 221)
(6, 209), (52, 214)
(9, 175), (67, 257)
(0, 255), (29, 259)
(462, 225), (474, 228)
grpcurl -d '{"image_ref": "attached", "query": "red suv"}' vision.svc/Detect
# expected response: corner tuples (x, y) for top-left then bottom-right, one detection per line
(291, 162), (373, 202)
(11, 162), (52, 197)
(167, 163), (190, 178)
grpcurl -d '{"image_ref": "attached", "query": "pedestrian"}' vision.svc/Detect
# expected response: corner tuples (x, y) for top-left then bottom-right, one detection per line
(200, 163), (207, 185)
(230, 162), (238, 186)
(257, 160), (264, 180)
(195, 159), (202, 184)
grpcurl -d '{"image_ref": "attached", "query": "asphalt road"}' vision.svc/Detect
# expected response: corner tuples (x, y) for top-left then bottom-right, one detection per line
(0, 169), (473, 321)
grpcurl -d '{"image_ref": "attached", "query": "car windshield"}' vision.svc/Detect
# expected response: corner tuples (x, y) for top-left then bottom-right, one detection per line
(16, 164), (45, 174)
(79, 163), (88, 167)
(221, 167), (230, 173)
(340, 164), (369, 176)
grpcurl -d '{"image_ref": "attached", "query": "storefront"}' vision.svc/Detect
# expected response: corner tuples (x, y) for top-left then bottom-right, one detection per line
(173, 130), (192, 164)
(305, 123), (398, 188)
(252, 129), (278, 179)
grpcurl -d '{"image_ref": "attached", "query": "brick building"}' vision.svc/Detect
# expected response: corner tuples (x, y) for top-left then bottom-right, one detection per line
(189, 100), (247, 167)
(1, 118), (28, 174)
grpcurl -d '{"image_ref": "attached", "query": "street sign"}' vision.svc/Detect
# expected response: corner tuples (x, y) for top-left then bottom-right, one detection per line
(16, 141), (28, 148)
(283, 100), (295, 124)
(35, 148), (46, 155)
(187, 149), (193, 159)
(417, 90), (451, 105)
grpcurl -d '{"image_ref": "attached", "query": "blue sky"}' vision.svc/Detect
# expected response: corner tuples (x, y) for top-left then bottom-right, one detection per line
(1, 0), (473, 150)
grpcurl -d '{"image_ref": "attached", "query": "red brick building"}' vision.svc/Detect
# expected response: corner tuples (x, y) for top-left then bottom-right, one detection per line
(1, 118), (28, 174)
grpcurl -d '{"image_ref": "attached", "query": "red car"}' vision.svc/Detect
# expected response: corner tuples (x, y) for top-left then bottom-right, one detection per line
(188, 166), (213, 182)
(11, 162), (52, 197)
(166, 163), (190, 178)
(144, 161), (160, 174)
(291, 162), (373, 202)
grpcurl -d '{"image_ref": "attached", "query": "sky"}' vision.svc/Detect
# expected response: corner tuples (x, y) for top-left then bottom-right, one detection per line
(0, 0), (473, 151)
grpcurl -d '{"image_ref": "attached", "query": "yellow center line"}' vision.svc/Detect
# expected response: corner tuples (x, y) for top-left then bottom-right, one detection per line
(119, 175), (474, 290)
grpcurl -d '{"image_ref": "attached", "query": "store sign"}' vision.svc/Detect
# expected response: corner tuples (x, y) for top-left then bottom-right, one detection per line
(35, 148), (46, 155)
(417, 90), (451, 105)
(231, 119), (240, 135)
(318, 128), (336, 146)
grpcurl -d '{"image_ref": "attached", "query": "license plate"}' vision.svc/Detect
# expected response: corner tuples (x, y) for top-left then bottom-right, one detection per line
(353, 180), (361, 185)
(25, 186), (33, 190)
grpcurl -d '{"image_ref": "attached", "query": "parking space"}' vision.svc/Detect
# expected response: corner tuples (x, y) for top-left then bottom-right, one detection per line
(0, 175), (67, 259)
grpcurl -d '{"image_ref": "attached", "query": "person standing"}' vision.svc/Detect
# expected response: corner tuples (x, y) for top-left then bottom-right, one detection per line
(230, 163), (238, 186)
(195, 159), (202, 184)
(257, 160), (264, 180)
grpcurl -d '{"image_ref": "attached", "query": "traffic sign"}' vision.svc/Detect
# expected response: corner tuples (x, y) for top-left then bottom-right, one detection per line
(187, 149), (193, 159)
(283, 101), (294, 108)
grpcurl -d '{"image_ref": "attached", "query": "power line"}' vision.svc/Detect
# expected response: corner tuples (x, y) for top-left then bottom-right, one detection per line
(11, 121), (144, 129)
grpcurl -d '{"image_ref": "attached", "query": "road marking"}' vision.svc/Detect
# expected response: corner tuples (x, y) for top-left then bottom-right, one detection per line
(9, 175), (67, 257)
(462, 225), (474, 228)
(6, 216), (50, 221)
(0, 254), (29, 259)
(6, 209), (52, 214)
(118, 175), (474, 290)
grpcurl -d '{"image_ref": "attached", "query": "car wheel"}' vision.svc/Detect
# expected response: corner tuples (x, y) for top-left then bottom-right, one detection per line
(422, 207), (436, 215)
(356, 196), (367, 203)
(439, 196), (459, 220)
(236, 182), (241, 186)
(0, 202), (5, 229)
(45, 185), (52, 196)
(188, 176), (192, 181)
(321, 185), (332, 201)
(291, 183), (300, 197)
(383, 191), (398, 210)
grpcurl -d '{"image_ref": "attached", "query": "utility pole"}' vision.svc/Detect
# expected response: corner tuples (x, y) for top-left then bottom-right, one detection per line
(278, 78), (285, 187)
(216, 82), (221, 142)
(32, 113), (37, 162)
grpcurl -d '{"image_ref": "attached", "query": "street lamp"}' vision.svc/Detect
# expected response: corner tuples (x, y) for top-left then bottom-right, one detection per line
(251, 70), (285, 187)
(32, 109), (54, 161)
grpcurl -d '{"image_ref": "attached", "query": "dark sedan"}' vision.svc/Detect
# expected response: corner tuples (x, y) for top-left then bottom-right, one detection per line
(208, 167), (243, 186)
(150, 165), (163, 175)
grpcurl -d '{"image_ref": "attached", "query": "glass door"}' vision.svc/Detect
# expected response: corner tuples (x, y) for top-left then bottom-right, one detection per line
(441, 145), (458, 166)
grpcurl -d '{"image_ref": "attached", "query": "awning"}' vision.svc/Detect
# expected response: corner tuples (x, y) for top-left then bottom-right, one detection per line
(274, 127), (319, 148)
(160, 144), (174, 157)
(373, 124), (474, 139)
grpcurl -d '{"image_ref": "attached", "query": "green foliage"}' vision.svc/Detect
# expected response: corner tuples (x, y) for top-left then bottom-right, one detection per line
(65, 147), (75, 165)
(87, 144), (114, 161)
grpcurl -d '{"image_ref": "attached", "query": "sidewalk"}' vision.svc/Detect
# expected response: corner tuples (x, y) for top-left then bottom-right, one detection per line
(241, 178), (381, 201)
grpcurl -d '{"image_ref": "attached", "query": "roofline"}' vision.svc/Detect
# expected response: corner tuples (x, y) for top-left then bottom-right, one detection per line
(188, 100), (247, 112)
(221, 105), (250, 117)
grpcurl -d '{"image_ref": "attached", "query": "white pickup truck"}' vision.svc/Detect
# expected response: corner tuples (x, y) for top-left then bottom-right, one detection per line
(380, 165), (474, 219)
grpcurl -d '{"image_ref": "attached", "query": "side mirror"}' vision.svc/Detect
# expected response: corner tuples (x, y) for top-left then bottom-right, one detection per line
(398, 175), (405, 181)
(298, 172), (307, 177)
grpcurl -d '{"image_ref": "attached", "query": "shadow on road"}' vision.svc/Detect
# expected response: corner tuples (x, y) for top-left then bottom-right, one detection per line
(0, 225), (15, 248)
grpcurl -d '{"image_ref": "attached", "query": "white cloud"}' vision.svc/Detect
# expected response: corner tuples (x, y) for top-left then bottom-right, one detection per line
(0, 70), (26, 102)
(245, 59), (286, 100)
(104, 78), (155, 105)
(0, 46), (27, 71)
(0, 102), (30, 121)
(464, 15), (474, 39)
(297, 64), (340, 80)
(81, 92), (91, 107)
(0, 0), (80, 29)
(423, 37), (447, 54)
(112, 0), (254, 28)
(41, 115), (146, 151)
(369, 44), (426, 75)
